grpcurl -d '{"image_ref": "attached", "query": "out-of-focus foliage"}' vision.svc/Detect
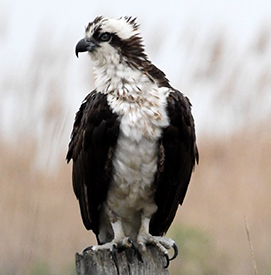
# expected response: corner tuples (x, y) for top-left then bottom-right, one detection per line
(168, 225), (231, 275)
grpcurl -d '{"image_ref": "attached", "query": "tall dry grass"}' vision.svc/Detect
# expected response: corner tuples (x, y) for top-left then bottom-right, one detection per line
(1, 22), (271, 274)
(179, 123), (271, 274)
(1, 118), (270, 275)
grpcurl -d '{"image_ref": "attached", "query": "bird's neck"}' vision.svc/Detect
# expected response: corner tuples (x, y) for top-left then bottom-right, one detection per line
(93, 61), (153, 98)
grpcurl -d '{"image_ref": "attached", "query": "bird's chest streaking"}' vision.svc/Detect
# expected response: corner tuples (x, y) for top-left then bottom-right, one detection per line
(104, 74), (170, 218)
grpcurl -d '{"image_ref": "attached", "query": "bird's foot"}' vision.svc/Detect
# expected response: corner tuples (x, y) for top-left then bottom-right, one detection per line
(137, 233), (178, 268)
(83, 238), (135, 275)
(83, 237), (133, 253)
(82, 237), (143, 274)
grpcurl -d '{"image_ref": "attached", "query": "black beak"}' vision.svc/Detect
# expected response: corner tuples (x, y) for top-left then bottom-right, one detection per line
(75, 38), (100, 58)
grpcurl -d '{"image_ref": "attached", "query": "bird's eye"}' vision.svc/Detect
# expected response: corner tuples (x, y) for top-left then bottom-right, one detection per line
(99, 32), (112, 42)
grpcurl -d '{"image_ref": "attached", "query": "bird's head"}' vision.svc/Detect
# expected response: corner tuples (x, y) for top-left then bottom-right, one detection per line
(75, 16), (147, 67)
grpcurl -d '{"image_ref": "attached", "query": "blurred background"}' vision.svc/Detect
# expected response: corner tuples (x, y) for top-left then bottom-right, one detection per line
(1, 0), (271, 274)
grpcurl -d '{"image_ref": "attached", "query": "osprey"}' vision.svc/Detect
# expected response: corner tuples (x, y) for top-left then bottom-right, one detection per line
(67, 16), (198, 266)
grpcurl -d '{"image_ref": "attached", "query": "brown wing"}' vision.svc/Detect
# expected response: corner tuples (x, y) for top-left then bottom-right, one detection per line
(66, 91), (120, 235)
(150, 90), (199, 236)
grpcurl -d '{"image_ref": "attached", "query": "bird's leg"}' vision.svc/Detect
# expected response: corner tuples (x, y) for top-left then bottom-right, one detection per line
(111, 219), (134, 250)
(137, 216), (178, 268)
(85, 217), (136, 275)
(90, 219), (133, 252)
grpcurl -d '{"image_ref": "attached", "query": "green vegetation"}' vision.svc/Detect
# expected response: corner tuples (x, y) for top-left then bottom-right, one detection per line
(30, 261), (51, 275)
(168, 224), (230, 275)
(29, 261), (75, 275)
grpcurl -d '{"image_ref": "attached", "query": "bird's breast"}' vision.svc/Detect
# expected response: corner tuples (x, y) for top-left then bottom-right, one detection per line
(105, 84), (171, 217)
(107, 84), (170, 141)
(108, 134), (159, 216)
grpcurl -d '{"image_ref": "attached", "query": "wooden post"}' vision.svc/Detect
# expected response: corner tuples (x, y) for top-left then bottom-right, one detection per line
(75, 246), (169, 275)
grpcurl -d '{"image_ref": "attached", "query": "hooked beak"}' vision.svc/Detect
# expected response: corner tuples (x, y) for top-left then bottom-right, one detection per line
(75, 38), (100, 58)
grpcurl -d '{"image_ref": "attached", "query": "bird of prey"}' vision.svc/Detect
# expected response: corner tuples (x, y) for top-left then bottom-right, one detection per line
(67, 16), (198, 266)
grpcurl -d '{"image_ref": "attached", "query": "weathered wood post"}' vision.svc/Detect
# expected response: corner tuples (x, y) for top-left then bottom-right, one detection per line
(75, 246), (169, 275)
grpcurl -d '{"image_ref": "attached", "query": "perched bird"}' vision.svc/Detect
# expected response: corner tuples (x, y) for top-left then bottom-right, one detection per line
(67, 16), (198, 266)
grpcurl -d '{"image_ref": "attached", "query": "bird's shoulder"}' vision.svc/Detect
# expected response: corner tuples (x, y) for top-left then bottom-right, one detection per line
(165, 89), (197, 148)
(66, 90), (120, 163)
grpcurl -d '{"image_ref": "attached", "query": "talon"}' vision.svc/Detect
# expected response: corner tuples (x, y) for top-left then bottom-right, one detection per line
(127, 238), (133, 244)
(129, 239), (143, 263)
(82, 246), (92, 254)
(111, 243), (117, 255)
(111, 244), (120, 275)
(164, 253), (170, 268)
(127, 237), (134, 248)
(169, 243), (178, 261)
(128, 238), (135, 252)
